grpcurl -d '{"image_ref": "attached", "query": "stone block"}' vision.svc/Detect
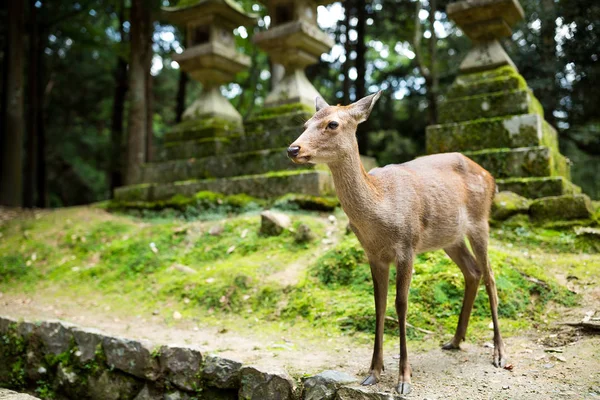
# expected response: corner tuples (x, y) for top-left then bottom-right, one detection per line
(140, 148), (312, 184)
(260, 210), (292, 236)
(115, 170), (334, 202)
(335, 386), (404, 399)
(463, 146), (568, 179)
(164, 117), (242, 143)
(492, 191), (531, 220)
(202, 355), (243, 389)
(36, 320), (73, 356)
(102, 336), (160, 381)
(72, 326), (105, 364)
(529, 194), (594, 221)
(159, 344), (202, 391)
(447, 66), (526, 98)
(438, 89), (542, 124)
(88, 369), (143, 400)
(239, 366), (295, 400)
(158, 137), (233, 162)
(303, 370), (357, 400)
(426, 114), (544, 153)
(496, 176), (581, 199)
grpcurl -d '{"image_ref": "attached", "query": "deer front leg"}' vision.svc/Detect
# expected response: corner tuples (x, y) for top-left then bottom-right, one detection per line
(361, 259), (390, 386)
(395, 254), (414, 395)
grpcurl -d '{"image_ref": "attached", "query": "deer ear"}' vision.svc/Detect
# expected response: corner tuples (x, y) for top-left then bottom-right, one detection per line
(315, 96), (330, 112)
(349, 91), (382, 123)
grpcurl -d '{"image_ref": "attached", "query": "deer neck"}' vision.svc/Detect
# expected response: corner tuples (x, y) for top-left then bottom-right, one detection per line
(328, 150), (381, 224)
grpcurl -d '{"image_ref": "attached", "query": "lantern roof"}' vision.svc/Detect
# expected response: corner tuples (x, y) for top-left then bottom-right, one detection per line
(448, 0), (524, 40)
(162, 0), (257, 27)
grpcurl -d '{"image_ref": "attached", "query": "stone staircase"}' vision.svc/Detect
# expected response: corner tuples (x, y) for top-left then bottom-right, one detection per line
(115, 105), (336, 202)
(426, 66), (593, 219)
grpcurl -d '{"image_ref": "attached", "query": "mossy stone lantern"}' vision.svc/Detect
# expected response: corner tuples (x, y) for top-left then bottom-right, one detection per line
(447, 0), (524, 73)
(253, 0), (335, 107)
(163, 0), (257, 124)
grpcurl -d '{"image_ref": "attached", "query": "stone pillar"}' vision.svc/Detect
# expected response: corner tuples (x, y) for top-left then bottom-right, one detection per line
(425, 0), (593, 221)
(253, 0), (335, 108)
(162, 0), (257, 124)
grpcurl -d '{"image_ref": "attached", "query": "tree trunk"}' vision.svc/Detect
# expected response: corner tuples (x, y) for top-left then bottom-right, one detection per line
(146, 71), (154, 162)
(24, 0), (39, 208)
(125, 0), (152, 184)
(0, 0), (25, 206)
(355, 0), (368, 154)
(539, 0), (557, 126)
(175, 69), (188, 123)
(342, 2), (352, 105)
(426, 0), (438, 125)
(109, 0), (128, 194)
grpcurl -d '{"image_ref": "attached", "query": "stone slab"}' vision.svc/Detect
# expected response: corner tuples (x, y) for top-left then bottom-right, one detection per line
(463, 146), (569, 179)
(115, 170), (335, 201)
(496, 176), (581, 199)
(427, 114), (545, 153)
(239, 366), (295, 400)
(159, 344), (203, 391)
(438, 89), (542, 124)
(203, 355), (243, 389)
(447, 66), (526, 98)
(102, 336), (160, 381)
(164, 117), (242, 143)
(529, 194), (594, 221)
(140, 148), (312, 184)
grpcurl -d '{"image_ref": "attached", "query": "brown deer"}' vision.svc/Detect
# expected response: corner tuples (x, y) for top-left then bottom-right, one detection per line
(287, 92), (506, 395)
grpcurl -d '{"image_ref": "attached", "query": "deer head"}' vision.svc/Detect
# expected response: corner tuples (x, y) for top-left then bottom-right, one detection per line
(287, 91), (382, 165)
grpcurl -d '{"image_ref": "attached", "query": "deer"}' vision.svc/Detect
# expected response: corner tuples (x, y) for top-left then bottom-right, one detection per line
(286, 91), (507, 395)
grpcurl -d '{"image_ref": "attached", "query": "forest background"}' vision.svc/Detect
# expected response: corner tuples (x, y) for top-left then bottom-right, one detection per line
(0, 0), (598, 208)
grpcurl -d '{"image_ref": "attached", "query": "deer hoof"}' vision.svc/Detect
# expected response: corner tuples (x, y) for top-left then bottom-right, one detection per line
(360, 374), (378, 386)
(441, 341), (460, 350)
(395, 382), (412, 395)
(493, 353), (507, 368)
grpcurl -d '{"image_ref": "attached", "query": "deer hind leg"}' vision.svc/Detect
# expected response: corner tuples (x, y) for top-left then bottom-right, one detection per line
(394, 253), (414, 395)
(468, 224), (507, 367)
(442, 240), (482, 350)
(361, 259), (390, 386)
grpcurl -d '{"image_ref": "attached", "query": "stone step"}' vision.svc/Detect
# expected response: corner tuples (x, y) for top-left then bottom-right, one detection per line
(114, 170), (334, 201)
(496, 176), (581, 199)
(163, 117), (242, 143)
(438, 88), (543, 124)
(156, 127), (302, 162)
(530, 194), (594, 221)
(140, 148), (310, 184)
(463, 146), (570, 179)
(447, 66), (527, 98)
(426, 114), (559, 153)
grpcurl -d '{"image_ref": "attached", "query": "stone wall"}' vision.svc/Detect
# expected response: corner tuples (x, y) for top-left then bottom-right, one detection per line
(0, 316), (395, 400)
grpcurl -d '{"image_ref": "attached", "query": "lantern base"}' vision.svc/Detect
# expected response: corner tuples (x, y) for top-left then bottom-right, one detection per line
(264, 68), (320, 108)
(183, 86), (243, 124)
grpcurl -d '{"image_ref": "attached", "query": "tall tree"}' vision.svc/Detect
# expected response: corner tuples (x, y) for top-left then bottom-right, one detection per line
(355, 0), (368, 154)
(174, 28), (188, 124)
(109, 0), (128, 194)
(125, 0), (153, 184)
(342, 4), (353, 105)
(414, 0), (439, 125)
(0, 0), (25, 206)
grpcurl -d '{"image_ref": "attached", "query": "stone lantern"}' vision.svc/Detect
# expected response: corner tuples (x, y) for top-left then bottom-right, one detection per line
(162, 0), (257, 124)
(447, 0), (524, 73)
(253, 0), (335, 107)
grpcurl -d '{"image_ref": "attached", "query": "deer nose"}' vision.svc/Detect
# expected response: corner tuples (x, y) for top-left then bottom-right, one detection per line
(287, 146), (300, 158)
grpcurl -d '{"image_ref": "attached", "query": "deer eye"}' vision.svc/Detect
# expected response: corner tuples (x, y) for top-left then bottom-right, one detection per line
(327, 121), (339, 130)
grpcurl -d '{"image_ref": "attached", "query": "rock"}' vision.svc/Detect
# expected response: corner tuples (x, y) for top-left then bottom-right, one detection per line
(133, 384), (163, 400)
(159, 344), (203, 391)
(491, 191), (531, 221)
(71, 326), (105, 363)
(0, 388), (41, 399)
(530, 194), (594, 221)
(303, 370), (357, 400)
(336, 386), (405, 399)
(0, 315), (17, 333)
(56, 364), (78, 386)
(209, 224), (224, 236)
(102, 336), (160, 381)
(260, 210), (291, 236)
(88, 370), (143, 400)
(294, 223), (315, 243)
(164, 391), (192, 400)
(55, 363), (88, 399)
(239, 366), (295, 400)
(16, 321), (36, 339)
(203, 355), (242, 389)
(36, 321), (73, 356)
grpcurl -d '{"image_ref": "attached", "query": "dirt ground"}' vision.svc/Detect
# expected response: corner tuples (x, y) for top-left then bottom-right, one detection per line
(1, 289), (599, 400)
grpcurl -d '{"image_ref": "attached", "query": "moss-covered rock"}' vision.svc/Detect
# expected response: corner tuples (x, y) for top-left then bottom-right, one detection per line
(463, 146), (569, 179)
(426, 114), (544, 153)
(438, 89), (543, 124)
(496, 176), (581, 199)
(158, 137), (233, 161)
(164, 117), (242, 143)
(492, 191), (531, 221)
(273, 194), (339, 212)
(447, 66), (528, 99)
(530, 194), (594, 221)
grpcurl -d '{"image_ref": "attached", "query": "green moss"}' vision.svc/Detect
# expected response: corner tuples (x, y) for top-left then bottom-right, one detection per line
(164, 117), (242, 143)
(496, 176), (581, 199)
(530, 194), (594, 221)
(448, 66), (527, 98)
(248, 103), (314, 121)
(491, 191), (531, 221)
(273, 194), (339, 212)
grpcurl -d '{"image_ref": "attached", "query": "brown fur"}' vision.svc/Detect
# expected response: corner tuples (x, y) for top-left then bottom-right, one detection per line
(289, 92), (507, 395)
